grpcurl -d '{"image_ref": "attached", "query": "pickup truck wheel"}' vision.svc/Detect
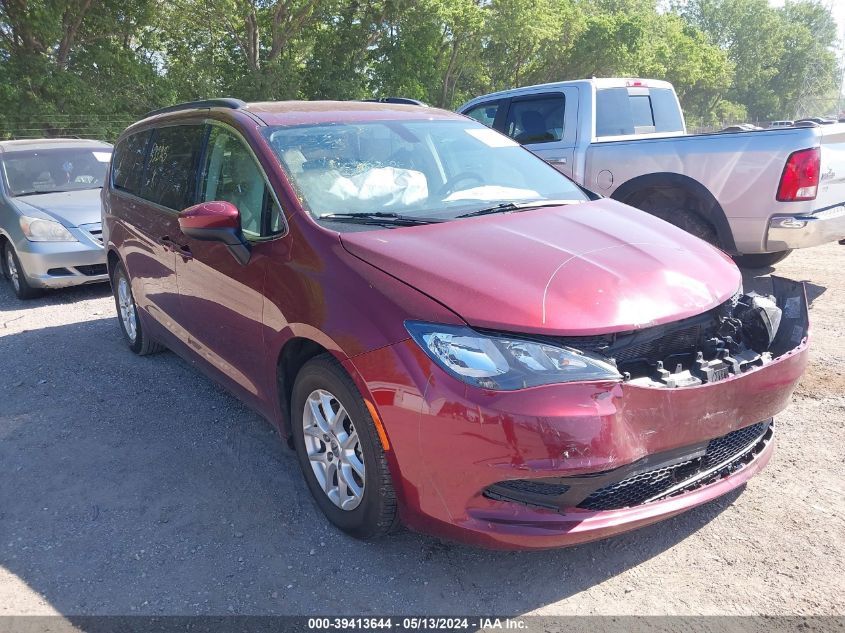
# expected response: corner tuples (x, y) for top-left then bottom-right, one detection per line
(732, 250), (792, 268)
(633, 197), (720, 247)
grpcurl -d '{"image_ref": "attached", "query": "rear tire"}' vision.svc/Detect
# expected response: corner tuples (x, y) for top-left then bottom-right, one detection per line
(111, 260), (164, 355)
(733, 250), (792, 268)
(290, 354), (398, 539)
(3, 243), (42, 300)
(626, 190), (722, 248)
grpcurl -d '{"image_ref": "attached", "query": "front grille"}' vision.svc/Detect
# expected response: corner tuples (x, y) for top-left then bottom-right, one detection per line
(614, 324), (701, 365)
(80, 223), (103, 245)
(47, 267), (73, 276)
(577, 422), (770, 511)
(553, 298), (733, 371)
(75, 264), (108, 276)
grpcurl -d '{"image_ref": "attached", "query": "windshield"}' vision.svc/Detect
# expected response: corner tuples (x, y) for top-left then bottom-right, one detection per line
(262, 119), (587, 221)
(1, 147), (112, 197)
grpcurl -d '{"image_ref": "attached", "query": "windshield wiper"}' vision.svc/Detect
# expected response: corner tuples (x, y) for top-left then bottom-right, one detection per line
(456, 199), (582, 219)
(318, 212), (446, 226)
(14, 185), (103, 197)
(13, 189), (71, 197)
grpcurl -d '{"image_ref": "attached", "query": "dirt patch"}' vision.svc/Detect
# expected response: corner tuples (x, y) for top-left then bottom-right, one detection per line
(795, 359), (845, 399)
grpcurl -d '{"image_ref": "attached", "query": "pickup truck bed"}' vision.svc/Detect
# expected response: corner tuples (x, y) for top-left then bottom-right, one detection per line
(459, 78), (845, 264)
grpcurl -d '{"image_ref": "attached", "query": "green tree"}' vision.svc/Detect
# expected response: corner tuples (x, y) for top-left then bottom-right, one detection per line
(0, 0), (173, 139)
(368, 0), (485, 107)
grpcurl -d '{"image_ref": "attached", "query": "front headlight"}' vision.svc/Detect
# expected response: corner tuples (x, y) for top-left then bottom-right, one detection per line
(19, 216), (77, 242)
(406, 321), (621, 391)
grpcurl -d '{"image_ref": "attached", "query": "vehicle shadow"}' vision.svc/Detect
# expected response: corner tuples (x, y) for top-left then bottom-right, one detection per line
(0, 280), (111, 313)
(0, 318), (743, 618)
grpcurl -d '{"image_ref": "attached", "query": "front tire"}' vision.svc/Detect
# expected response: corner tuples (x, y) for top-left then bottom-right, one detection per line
(291, 354), (398, 539)
(733, 250), (792, 268)
(3, 243), (42, 300)
(111, 260), (164, 355)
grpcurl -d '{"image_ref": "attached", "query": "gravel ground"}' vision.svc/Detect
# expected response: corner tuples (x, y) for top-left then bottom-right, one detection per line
(0, 243), (843, 618)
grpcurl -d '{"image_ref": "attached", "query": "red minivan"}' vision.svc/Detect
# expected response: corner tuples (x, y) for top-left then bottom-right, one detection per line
(102, 99), (809, 550)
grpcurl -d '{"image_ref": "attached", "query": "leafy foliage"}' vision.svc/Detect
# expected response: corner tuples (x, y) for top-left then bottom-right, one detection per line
(0, 0), (840, 139)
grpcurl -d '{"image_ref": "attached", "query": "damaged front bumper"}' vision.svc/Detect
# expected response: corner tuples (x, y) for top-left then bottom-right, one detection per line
(348, 277), (809, 550)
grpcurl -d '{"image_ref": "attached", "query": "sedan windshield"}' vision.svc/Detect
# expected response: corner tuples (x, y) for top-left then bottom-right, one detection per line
(1, 147), (112, 197)
(263, 119), (587, 222)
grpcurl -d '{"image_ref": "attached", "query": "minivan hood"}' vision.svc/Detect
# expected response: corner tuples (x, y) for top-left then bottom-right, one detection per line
(9, 188), (103, 227)
(340, 199), (741, 335)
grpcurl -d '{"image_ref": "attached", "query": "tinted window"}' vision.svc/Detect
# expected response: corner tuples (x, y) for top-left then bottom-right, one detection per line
(650, 88), (685, 133)
(629, 95), (654, 129)
(596, 88), (634, 136)
(200, 126), (282, 238)
(141, 125), (206, 210)
(596, 87), (684, 137)
(3, 147), (111, 196)
(504, 95), (565, 145)
(464, 102), (500, 127)
(112, 131), (149, 195)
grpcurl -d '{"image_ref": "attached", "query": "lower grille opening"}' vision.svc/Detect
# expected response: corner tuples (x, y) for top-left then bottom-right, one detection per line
(75, 264), (108, 276)
(47, 267), (73, 276)
(483, 421), (772, 513)
(578, 422), (770, 511)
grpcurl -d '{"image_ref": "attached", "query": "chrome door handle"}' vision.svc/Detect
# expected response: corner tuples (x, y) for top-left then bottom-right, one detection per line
(547, 158), (567, 165)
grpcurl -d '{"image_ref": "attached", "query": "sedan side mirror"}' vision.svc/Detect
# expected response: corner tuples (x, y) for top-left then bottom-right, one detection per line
(179, 201), (251, 265)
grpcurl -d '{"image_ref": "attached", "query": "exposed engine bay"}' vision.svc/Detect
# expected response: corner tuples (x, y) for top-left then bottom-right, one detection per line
(556, 276), (809, 389)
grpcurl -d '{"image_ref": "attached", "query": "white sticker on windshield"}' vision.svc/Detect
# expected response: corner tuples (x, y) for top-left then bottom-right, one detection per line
(92, 151), (112, 163)
(465, 128), (519, 148)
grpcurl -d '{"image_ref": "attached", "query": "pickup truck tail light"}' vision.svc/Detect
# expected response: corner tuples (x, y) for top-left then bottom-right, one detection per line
(777, 147), (820, 201)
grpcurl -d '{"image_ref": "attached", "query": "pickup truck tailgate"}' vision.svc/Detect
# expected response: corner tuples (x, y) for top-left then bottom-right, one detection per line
(817, 123), (845, 209)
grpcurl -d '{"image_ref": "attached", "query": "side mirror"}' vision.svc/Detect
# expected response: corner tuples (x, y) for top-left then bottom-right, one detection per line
(179, 201), (250, 265)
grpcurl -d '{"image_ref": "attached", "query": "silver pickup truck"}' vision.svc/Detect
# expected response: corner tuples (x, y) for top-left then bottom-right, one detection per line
(459, 78), (845, 267)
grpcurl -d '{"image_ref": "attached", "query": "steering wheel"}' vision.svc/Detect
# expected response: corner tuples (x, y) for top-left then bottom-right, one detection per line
(436, 172), (485, 197)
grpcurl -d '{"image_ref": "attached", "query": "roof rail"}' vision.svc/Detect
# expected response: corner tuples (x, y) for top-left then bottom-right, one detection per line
(362, 97), (427, 106)
(144, 98), (247, 119)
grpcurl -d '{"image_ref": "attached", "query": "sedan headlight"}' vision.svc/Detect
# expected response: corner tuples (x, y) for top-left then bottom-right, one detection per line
(406, 321), (621, 390)
(19, 216), (77, 242)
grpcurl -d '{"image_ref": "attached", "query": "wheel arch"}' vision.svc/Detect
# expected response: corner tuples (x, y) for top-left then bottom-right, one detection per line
(610, 172), (737, 253)
(275, 335), (334, 445)
(106, 248), (122, 279)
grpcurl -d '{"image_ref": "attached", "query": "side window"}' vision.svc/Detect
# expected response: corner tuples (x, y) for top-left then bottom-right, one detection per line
(140, 125), (206, 210)
(199, 126), (283, 239)
(596, 87), (669, 137)
(504, 95), (565, 145)
(112, 130), (150, 195)
(463, 101), (500, 128)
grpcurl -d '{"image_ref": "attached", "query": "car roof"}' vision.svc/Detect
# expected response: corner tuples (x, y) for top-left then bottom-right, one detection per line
(131, 100), (462, 132)
(0, 138), (113, 153)
(457, 78), (676, 111)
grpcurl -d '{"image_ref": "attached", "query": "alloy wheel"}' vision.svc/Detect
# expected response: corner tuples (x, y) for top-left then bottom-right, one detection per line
(6, 249), (20, 293)
(117, 275), (137, 343)
(302, 389), (366, 510)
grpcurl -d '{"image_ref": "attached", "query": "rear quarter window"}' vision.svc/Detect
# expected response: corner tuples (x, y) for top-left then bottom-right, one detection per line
(112, 130), (151, 195)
